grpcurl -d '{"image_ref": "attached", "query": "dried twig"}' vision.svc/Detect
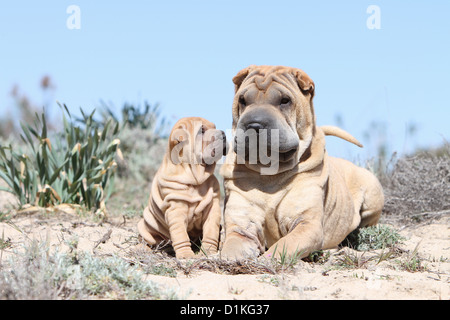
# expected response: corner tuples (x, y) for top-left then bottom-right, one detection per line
(92, 229), (112, 252)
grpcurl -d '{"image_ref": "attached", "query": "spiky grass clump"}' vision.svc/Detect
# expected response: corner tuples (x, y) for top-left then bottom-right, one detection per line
(0, 105), (121, 212)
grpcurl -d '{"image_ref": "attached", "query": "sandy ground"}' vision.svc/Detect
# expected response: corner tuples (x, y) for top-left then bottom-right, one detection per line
(1, 189), (449, 300)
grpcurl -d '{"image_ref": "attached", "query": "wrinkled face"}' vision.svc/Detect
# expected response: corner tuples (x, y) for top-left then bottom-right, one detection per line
(232, 65), (316, 174)
(169, 117), (226, 166)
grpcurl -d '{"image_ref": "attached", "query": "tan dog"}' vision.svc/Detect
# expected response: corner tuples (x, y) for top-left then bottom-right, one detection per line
(137, 117), (225, 259)
(220, 65), (384, 260)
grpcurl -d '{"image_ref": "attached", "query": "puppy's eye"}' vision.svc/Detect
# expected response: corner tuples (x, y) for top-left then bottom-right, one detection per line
(238, 95), (246, 106)
(280, 97), (291, 105)
(198, 126), (206, 136)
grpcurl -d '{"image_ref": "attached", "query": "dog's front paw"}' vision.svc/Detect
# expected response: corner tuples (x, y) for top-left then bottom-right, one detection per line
(220, 235), (260, 260)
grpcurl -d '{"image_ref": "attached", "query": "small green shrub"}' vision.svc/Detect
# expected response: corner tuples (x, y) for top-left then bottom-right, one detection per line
(343, 225), (405, 251)
(0, 240), (179, 299)
(77, 253), (177, 299)
(0, 104), (121, 211)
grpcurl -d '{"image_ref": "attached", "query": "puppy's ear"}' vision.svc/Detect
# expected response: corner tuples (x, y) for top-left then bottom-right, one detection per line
(169, 135), (179, 153)
(169, 127), (186, 151)
(232, 65), (256, 93)
(294, 69), (315, 99)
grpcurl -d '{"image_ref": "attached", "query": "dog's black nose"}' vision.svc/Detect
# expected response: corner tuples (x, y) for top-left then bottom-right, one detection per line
(246, 122), (265, 132)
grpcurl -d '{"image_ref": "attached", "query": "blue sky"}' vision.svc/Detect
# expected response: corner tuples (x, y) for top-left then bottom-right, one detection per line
(1, 1), (449, 161)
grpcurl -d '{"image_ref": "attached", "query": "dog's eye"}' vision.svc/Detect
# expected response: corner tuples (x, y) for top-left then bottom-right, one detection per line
(238, 95), (246, 106)
(280, 97), (291, 105)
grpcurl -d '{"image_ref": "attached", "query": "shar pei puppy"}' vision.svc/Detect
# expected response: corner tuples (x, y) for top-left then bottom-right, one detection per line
(220, 65), (384, 260)
(138, 117), (226, 259)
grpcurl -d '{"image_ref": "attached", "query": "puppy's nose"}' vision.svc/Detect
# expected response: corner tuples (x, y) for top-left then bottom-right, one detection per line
(246, 122), (265, 132)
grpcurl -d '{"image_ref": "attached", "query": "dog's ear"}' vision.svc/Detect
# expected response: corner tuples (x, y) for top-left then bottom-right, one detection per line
(293, 68), (317, 151)
(294, 69), (315, 100)
(232, 65), (256, 93)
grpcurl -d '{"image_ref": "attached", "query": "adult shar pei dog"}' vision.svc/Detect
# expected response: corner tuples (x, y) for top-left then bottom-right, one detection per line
(138, 117), (225, 259)
(220, 65), (384, 260)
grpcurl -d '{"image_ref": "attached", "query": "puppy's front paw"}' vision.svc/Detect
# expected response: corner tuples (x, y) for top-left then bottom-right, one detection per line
(200, 239), (218, 257)
(175, 248), (197, 259)
(200, 246), (218, 257)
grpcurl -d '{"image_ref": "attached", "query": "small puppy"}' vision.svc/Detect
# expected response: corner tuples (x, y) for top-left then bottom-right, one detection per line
(137, 117), (226, 259)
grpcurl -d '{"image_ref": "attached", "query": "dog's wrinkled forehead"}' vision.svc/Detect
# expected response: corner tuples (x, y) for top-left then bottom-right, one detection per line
(242, 67), (293, 92)
(233, 65), (314, 96)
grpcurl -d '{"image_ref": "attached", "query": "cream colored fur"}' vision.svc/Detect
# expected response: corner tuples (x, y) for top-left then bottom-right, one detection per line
(220, 65), (384, 260)
(138, 117), (222, 259)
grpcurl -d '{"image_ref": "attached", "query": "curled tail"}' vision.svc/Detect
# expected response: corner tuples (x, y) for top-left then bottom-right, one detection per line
(320, 125), (363, 148)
